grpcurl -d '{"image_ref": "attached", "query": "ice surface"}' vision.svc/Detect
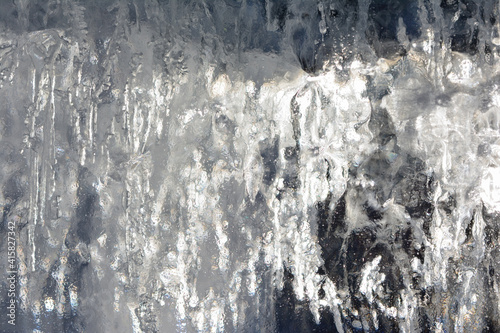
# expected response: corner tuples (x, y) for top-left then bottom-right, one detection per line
(0, 0), (499, 332)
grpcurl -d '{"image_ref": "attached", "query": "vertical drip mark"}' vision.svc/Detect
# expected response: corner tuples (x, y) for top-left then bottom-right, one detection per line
(290, 91), (301, 150)
(132, 102), (138, 153)
(32, 68), (36, 104)
(28, 66), (38, 272)
(50, 75), (56, 201)
(88, 91), (93, 165)
(265, 0), (272, 31)
(31, 154), (39, 272)
(90, 102), (96, 164)
(123, 83), (131, 149)
(93, 101), (97, 164)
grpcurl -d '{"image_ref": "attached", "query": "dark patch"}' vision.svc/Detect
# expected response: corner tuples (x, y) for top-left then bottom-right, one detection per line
(28, 3), (47, 31)
(465, 215), (474, 243)
(260, 138), (279, 185)
(2, 173), (24, 202)
(422, 0), (436, 24)
(406, 199), (433, 220)
(128, 2), (137, 25)
(284, 146), (299, 161)
(0, 1), (21, 31)
(477, 143), (491, 156)
(366, 0), (421, 58)
(395, 227), (425, 262)
(363, 201), (383, 221)
(135, 298), (159, 333)
(243, 190), (267, 213)
(417, 307), (432, 333)
(318, 194), (347, 285)
(368, 108), (396, 145)
(215, 113), (236, 134)
(270, 0), (288, 31)
(75, 186), (99, 245)
(393, 157), (434, 236)
(43, 245), (89, 332)
(440, 0), (459, 16)
(442, 0), (481, 55)
(439, 194), (456, 215)
(485, 43), (494, 65)
(292, 27), (317, 73)
(95, 38), (108, 58)
(484, 223), (498, 249)
(0, 108), (14, 137)
(98, 88), (114, 104)
(41, 262), (61, 307)
(483, 316), (499, 333)
(27, 0), (69, 32)
(401, 227), (415, 256)
(65, 167), (101, 247)
(275, 268), (340, 333)
(283, 174), (300, 190)
(376, 312), (400, 332)
(346, 228), (377, 272)
(435, 93), (451, 106)
(1, 204), (11, 232)
(235, 0), (282, 53)
(374, 245), (404, 306)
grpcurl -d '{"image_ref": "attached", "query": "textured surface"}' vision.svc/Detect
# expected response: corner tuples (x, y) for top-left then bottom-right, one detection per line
(0, 0), (500, 332)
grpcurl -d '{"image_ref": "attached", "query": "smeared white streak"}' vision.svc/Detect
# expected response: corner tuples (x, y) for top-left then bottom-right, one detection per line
(214, 217), (229, 272)
(69, 285), (78, 310)
(209, 294), (225, 333)
(481, 166), (500, 212)
(321, 278), (344, 333)
(247, 247), (258, 296)
(210, 74), (231, 98)
(31, 154), (39, 272)
(359, 256), (385, 304)
(244, 150), (263, 202)
(31, 68), (36, 103)
(128, 303), (143, 333)
(114, 287), (121, 312)
(44, 297), (54, 312)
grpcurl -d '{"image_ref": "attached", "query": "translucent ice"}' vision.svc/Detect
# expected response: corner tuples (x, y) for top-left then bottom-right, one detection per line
(0, 1), (499, 332)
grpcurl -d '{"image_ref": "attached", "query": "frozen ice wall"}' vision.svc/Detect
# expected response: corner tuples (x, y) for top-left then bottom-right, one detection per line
(0, 0), (499, 332)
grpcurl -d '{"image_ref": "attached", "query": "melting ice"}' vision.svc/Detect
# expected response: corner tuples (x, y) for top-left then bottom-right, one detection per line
(0, 0), (499, 332)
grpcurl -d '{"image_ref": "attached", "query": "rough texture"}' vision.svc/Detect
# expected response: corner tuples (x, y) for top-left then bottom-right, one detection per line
(0, 1), (499, 332)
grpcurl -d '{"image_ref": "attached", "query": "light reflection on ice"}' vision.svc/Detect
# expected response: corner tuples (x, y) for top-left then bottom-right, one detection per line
(0, 0), (499, 332)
